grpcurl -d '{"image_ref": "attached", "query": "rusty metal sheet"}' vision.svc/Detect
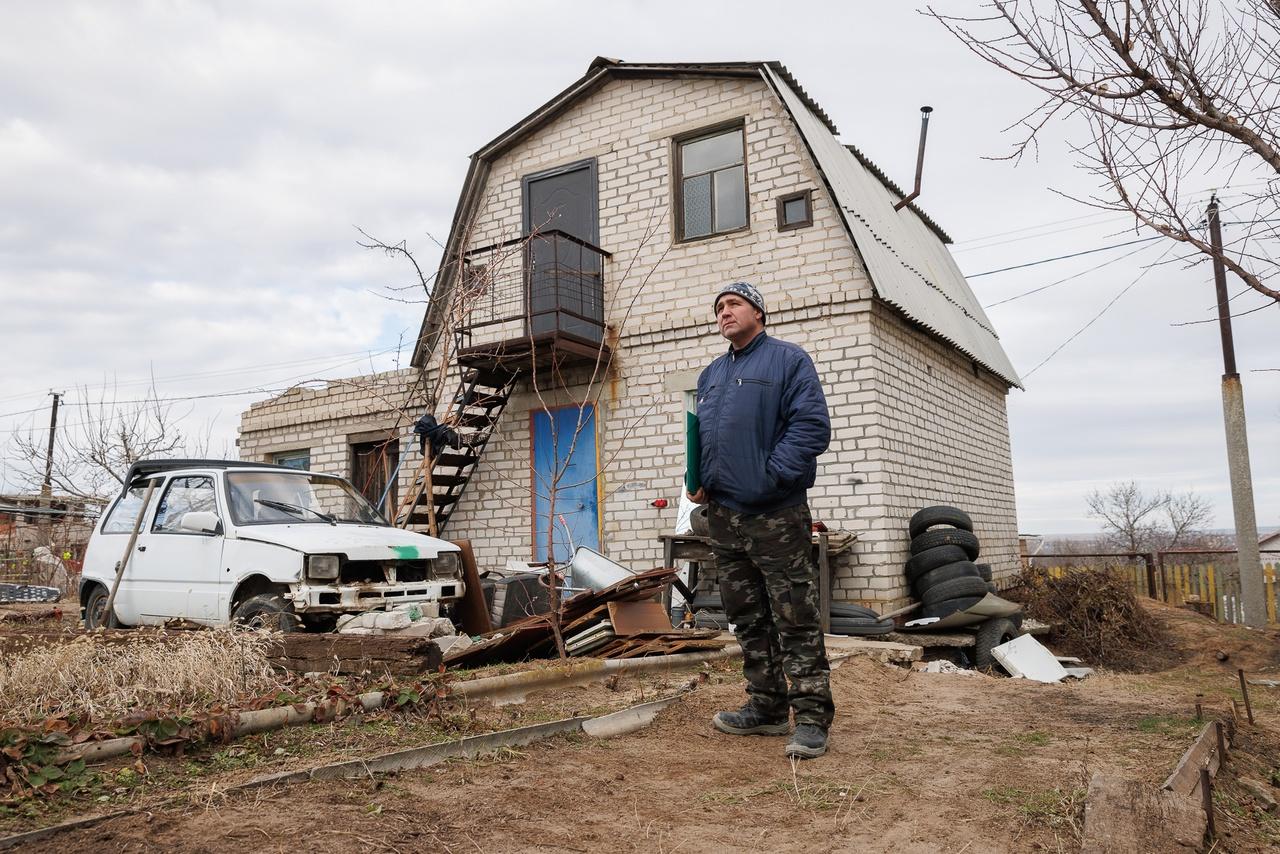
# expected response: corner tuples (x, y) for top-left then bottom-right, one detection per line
(607, 600), (673, 636)
(761, 66), (1022, 389)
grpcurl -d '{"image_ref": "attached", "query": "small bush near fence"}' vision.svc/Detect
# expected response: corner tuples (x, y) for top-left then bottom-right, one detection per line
(1009, 566), (1175, 670)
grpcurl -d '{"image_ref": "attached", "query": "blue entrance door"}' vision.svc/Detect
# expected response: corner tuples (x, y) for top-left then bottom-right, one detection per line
(532, 404), (600, 562)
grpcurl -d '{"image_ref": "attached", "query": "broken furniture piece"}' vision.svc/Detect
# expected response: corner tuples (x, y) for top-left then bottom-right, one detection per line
(658, 529), (856, 632)
(443, 566), (728, 668)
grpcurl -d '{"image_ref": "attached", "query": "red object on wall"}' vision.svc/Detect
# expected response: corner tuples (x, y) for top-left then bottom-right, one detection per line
(651, 498), (669, 509)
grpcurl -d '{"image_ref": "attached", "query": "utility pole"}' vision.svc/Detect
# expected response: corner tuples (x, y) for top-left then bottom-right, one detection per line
(39, 391), (61, 544)
(1207, 197), (1265, 627)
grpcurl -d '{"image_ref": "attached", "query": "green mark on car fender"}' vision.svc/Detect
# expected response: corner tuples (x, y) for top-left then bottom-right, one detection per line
(390, 545), (421, 559)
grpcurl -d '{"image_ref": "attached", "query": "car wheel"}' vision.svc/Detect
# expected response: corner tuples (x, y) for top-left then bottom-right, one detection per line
(910, 529), (980, 560)
(914, 561), (981, 594)
(908, 505), (974, 539)
(973, 617), (1019, 673)
(904, 544), (970, 583)
(83, 585), (121, 630)
(232, 593), (300, 632)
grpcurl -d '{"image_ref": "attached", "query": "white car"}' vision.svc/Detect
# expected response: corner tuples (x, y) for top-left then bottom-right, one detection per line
(79, 459), (465, 631)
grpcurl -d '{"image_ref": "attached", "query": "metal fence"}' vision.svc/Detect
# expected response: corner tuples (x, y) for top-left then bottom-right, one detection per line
(1033, 551), (1280, 624)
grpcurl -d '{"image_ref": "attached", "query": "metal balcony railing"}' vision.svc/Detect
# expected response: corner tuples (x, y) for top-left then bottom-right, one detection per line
(457, 230), (611, 354)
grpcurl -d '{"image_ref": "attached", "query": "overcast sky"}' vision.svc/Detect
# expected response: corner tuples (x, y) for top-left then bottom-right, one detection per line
(2, 1), (1276, 534)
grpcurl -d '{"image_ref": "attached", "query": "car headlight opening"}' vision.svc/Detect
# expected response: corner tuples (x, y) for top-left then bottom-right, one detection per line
(432, 551), (462, 580)
(306, 554), (340, 580)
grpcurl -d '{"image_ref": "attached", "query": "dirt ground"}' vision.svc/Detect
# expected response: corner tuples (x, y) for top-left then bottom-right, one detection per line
(5, 600), (1280, 853)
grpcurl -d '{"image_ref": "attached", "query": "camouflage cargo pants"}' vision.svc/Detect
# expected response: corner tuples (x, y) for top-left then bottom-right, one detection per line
(708, 502), (834, 729)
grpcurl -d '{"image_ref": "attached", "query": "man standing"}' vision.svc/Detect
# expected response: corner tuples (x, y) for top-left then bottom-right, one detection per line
(687, 281), (833, 759)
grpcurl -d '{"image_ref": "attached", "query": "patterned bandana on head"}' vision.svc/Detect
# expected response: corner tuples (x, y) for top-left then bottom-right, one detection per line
(713, 281), (767, 324)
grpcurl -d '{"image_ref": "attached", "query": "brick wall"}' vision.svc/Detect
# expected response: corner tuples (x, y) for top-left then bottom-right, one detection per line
(237, 369), (425, 507)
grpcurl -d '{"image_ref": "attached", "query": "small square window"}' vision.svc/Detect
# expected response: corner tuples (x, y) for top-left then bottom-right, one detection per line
(272, 449), (311, 470)
(675, 124), (748, 242)
(777, 190), (813, 231)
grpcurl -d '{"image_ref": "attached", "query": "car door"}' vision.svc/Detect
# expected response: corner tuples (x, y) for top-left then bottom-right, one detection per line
(129, 474), (225, 624)
(93, 477), (163, 625)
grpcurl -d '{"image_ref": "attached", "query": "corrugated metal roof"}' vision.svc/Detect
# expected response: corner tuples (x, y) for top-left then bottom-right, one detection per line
(761, 66), (1022, 388)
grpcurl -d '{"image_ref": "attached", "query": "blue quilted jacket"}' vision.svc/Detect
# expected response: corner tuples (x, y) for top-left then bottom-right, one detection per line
(696, 331), (830, 515)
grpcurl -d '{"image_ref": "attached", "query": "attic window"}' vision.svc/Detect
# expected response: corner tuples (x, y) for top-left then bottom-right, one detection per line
(675, 123), (748, 241)
(777, 190), (813, 231)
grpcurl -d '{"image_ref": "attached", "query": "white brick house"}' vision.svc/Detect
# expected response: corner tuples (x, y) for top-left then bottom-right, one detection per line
(239, 59), (1022, 609)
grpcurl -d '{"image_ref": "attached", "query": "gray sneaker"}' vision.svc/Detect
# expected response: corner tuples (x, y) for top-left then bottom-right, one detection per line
(712, 705), (790, 736)
(784, 723), (828, 758)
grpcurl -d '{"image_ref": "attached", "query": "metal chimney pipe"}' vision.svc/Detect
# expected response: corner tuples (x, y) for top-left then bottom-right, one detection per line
(894, 106), (933, 212)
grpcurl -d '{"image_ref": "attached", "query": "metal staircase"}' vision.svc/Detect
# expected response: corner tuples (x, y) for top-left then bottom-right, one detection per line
(394, 366), (519, 533)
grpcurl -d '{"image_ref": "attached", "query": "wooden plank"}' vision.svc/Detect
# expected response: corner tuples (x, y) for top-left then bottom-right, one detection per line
(1081, 774), (1205, 854)
(266, 634), (442, 676)
(451, 539), (493, 636)
(1162, 720), (1228, 799)
(608, 600), (673, 636)
(824, 636), (922, 664)
(884, 630), (975, 648)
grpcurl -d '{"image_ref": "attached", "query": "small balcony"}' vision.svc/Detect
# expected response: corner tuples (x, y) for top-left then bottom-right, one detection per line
(455, 230), (612, 373)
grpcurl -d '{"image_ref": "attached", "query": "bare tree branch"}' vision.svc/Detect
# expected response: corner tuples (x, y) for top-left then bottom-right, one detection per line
(928, 0), (1280, 303)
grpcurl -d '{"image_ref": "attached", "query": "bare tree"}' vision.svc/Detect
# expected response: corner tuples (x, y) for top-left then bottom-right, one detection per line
(930, 1), (1280, 304)
(1164, 489), (1215, 548)
(1086, 480), (1213, 551)
(8, 383), (210, 501)
(1087, 480), (1167, 551)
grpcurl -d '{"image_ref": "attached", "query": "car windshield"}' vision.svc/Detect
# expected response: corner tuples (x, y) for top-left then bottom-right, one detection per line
(225, 471), (388, 526)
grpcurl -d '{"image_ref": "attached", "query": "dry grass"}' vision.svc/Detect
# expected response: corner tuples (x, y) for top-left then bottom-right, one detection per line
(0, 630), (285, 726)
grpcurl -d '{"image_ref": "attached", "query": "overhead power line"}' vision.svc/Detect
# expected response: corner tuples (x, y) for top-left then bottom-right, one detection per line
(983, 240), (1161, 309)
(967, 217), (1280, 280)
(968, 236), (1164, 279)
(0, 345), (406, 435)
(0, 345), (409, 407)
(1022, 245), (1177, 380)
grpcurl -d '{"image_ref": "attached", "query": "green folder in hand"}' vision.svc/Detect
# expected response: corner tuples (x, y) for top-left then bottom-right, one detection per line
(685, 407), (701, 495)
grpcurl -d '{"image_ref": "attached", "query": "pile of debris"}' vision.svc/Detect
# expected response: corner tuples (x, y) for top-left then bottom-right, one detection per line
(1007, 565), (1171, 669)
(444, 566), (727, 668)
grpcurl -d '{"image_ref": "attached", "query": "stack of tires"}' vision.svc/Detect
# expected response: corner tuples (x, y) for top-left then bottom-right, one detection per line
(904, 505), (994, 620)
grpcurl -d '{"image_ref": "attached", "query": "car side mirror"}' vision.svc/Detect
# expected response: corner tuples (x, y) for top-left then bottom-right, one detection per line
(179, 511), (222, 535)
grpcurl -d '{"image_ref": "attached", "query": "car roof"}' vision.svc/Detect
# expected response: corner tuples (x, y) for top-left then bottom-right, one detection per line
(125, 458), (307, 484)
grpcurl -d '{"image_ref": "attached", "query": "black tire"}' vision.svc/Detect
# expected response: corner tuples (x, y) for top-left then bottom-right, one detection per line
(914, 561), (981, 594)
(904, 545), (970, 583)
(908, 505), (973, 539)
(921, 595), (984, 621)
(985, 581), (998, 594)
(827, 617), (894, 636)
(830, 602), (883, 620)
(909, 528), (980, 560)
(976, 563), (993, 582)
(921, 576), (990, 608)
(973, 617), (1019, 673)
(83, 584), (121, 630)
(232, 593), (300, 632)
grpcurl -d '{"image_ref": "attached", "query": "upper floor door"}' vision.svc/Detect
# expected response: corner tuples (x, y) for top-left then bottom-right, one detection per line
(522, 159), (602, 342)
